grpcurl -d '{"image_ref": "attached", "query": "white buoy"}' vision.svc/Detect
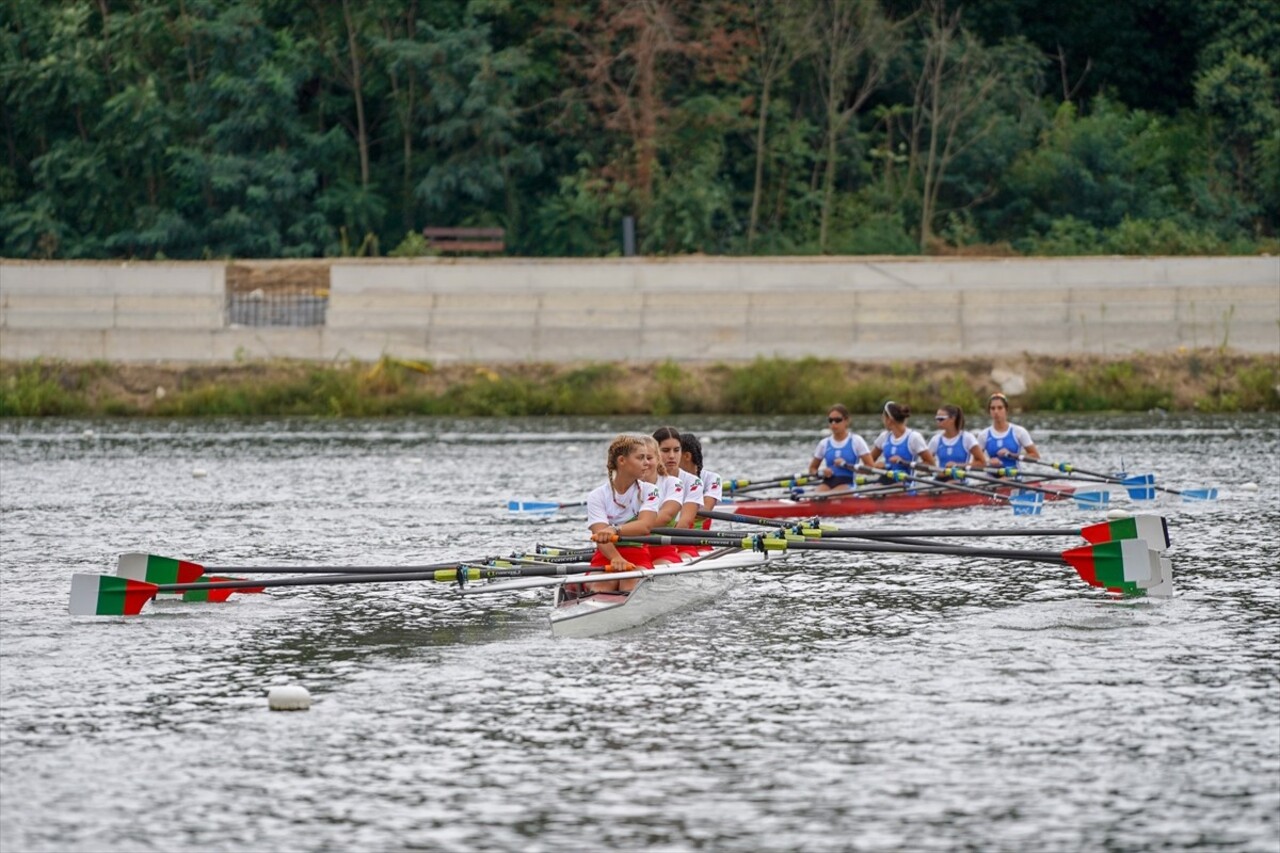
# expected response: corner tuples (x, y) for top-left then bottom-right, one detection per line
(1107, 508), (1132, 520)
(82, 429), (95, 439)
(268, 685), (312, 711)
(1241, 482), (1259, 491)
(192, 468), (208, 478)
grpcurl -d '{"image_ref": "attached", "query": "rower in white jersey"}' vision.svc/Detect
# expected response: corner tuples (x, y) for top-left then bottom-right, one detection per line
(654, 426), (707, 557)
(641, 435), (687, 566)
(677, 432), (721, 553)
(586, 434), (663, 592)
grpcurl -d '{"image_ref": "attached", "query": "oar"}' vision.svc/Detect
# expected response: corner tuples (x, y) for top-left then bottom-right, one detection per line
(1020, 457), (1218, 501)
(853, 465), (1015, 506)
(912, 463), (1090, 507)
(76, 551), (611, 617)
(693, 509), (1171, 551)
(623, 533), (1172, 597)
(452, 555), (765, 596)
(723, 473), (811, 493)
(507, 499), (588, 515)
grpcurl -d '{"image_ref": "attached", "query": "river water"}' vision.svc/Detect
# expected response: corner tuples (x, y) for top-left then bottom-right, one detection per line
(0, 413), (1276, 852)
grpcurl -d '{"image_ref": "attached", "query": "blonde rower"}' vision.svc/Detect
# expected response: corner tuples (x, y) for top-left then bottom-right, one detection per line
(586, 435), (662, 592)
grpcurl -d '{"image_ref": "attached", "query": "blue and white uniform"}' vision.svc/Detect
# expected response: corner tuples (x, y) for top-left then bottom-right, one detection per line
(976, 424), (1034, 472)
(873, 429), (928, 474)
(813, 434), (871, 483)
(928, 431), (981, 469)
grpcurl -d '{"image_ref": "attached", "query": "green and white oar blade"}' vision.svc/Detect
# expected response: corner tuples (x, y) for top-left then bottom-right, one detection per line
(118, 553), (205, 584)
(1079, 515), (1170, 550)
(70, 574), (157, 616)
(1062, 539), (1163, 596)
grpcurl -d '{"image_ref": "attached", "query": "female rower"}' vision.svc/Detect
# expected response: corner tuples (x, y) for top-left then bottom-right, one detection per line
(654, 427), (707, 558)
(977, 392), (1039, 474)
(927, 404), (987, 477)
(586, 434), (662, 592)
(869, 401), (936, 479)
(807, 404), (874, 492)
(679, 431), (721, 553)
(641, 434), (689, 567)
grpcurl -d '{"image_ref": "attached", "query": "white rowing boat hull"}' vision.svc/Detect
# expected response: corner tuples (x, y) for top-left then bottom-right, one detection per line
(548, 551), (771, 638)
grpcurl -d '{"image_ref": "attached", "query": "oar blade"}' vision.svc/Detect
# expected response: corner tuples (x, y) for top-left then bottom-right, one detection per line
(507, 499), (562, 515)
(117, 553), (205, 584)
(70, 574), (157, 616)
(1080, 514), (1170, 551)
(1062, 540), (1160, 595)
(1180, 488), (1218, 501)
(1121, 474), (1157, 501)
(1009, 492), (1044, 515)
(1071, 491), (1110, 510)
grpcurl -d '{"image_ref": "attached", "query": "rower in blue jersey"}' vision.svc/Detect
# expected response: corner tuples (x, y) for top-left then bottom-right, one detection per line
(807, 404), (874, 493)
(926, 404), (987, 477)
(975, 392), (1039, 474)
(869, 401), (936, 481)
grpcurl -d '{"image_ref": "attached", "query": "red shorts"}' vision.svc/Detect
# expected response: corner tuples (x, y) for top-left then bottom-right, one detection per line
(648, 543), (683, 564)
(590, 545), (654, 571)
(676, 543), (703, 558)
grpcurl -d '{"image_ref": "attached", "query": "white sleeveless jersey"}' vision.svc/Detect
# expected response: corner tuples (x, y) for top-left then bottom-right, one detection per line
(586, 479), (661, 528)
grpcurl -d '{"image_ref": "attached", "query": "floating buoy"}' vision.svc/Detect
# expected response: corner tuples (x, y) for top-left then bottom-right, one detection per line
(1241, 482), (1259, 491)
(1107, 508), (1132, 520)
(192, 468), (208, 478)
(268, 685), (312, 711)
(82, 429), (95, 439)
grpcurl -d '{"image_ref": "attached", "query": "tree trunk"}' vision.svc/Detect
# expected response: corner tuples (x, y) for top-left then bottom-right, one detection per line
(341, 0), (369, 189)
(748, 80), (771, 251)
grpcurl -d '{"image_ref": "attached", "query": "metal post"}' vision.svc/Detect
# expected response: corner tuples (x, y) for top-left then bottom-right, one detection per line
(622, 216), (636, 257)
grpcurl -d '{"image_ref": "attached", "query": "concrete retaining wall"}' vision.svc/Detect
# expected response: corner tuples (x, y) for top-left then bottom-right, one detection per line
(2, 257), (1277, 362)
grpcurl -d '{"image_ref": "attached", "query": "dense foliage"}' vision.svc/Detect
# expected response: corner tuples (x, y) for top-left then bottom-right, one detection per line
(2, 0), (1276, 259)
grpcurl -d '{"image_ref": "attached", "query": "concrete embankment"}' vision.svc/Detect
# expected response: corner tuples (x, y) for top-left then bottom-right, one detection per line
(1, 256), (1277, 363)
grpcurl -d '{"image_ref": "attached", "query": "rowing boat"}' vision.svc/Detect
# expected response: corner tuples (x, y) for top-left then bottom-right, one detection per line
(547, 550), (772, 638)
(726, 483), (1077, 518)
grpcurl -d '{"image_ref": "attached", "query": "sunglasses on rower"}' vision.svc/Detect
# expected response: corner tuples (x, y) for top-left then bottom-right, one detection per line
(828, 416), (845, 423)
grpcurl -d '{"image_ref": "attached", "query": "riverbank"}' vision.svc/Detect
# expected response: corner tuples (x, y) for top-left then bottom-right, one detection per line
(1, 351), (1276, 418)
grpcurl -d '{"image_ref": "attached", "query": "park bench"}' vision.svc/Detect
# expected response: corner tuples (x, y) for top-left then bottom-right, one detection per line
(421, 226), (505, 253)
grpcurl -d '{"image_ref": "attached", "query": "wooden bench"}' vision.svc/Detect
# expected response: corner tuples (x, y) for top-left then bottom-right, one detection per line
(421, 226), (505, 253)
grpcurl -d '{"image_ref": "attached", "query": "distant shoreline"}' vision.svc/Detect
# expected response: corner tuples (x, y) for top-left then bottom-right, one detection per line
(2, 351), (1276, 417)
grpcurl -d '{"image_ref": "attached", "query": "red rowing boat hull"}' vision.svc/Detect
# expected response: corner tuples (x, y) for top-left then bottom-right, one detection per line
(725, 485), (1076, 518)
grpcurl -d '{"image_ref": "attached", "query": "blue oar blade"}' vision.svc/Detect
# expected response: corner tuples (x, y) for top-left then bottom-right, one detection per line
(1121, 474), (1157, 501)
(507, 499), (562, 514)
(1180, 488), (1218, 501)
(1072, 491), (1110, 509)
(1009, 492), (1044, 516)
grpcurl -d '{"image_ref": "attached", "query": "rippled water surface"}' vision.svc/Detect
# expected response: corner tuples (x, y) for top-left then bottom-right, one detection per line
(1, 414), (1277, 852)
